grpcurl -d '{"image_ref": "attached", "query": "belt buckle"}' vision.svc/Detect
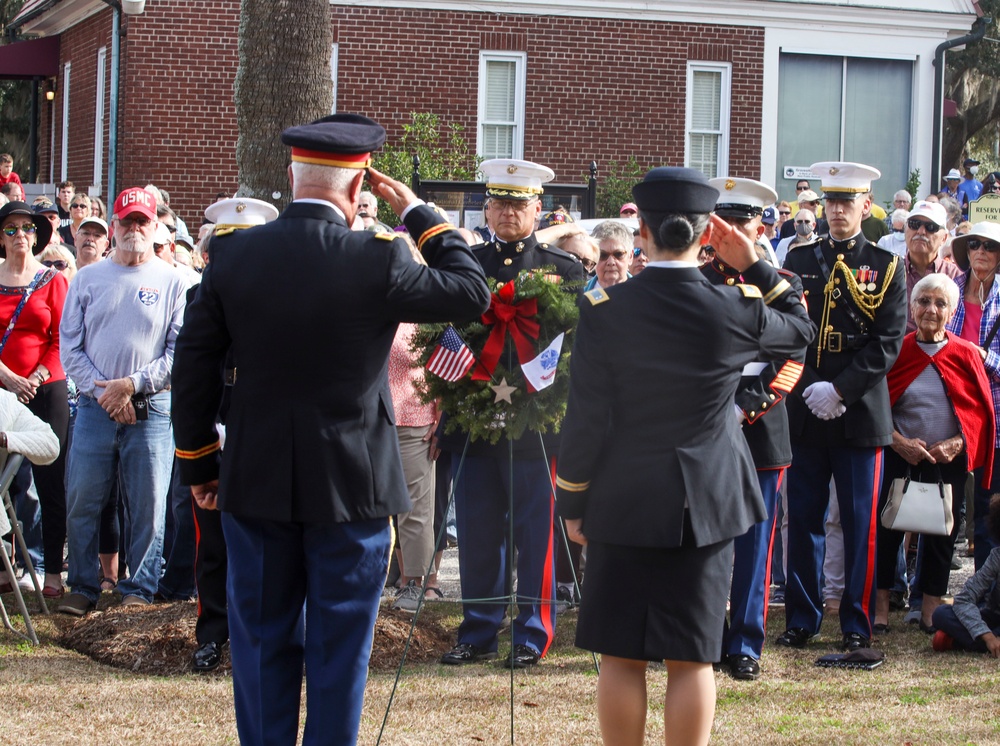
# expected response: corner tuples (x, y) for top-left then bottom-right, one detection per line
(827, 331), (842, 353)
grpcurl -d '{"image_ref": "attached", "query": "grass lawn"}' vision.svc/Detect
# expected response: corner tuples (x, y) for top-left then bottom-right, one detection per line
(1, 595), (997, 745)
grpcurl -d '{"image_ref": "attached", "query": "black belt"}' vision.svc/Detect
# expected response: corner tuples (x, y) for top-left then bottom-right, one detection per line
(812, 332), (870, 353)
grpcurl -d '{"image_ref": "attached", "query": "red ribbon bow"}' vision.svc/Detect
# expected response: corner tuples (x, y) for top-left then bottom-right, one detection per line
(472, 282), (540, 381)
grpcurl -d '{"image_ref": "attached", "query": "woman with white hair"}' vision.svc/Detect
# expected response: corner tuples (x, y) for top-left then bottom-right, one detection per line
(873, 273), (995, 634)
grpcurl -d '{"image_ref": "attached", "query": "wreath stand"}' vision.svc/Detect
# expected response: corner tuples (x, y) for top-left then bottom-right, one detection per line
(375, 417), (598, 745)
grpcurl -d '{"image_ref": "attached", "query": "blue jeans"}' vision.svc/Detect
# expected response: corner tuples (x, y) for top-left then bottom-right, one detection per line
(65, 393), (174, 602)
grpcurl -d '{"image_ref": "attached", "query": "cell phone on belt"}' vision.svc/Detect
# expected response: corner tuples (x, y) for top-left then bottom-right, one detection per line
(131, 393), (149, 421)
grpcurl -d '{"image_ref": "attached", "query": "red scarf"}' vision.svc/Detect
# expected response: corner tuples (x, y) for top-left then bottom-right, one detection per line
(888, 332), (995, 485)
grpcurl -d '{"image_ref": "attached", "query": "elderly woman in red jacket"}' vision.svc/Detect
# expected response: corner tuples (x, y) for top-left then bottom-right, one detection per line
(873, 273), (996, 634)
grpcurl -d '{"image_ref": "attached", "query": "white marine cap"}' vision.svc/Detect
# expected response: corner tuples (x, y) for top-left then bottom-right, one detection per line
(709, 177), (779, 219)
(811, 161), (881, 200)
(481, 159), (555, 200)
(204, 197), (279, 235)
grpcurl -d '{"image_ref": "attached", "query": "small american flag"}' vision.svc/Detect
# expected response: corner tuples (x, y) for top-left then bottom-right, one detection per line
(426, 326), (476, 382)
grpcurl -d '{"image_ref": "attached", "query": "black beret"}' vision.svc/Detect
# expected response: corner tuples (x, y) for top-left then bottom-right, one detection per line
(281, 113), (386, 167)
(632, 167), (720, 214)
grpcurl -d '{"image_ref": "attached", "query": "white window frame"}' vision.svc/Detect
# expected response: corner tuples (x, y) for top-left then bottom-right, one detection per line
(329, 42), (338, 114)
(684, 61), (731, 179)
(61, 61), (71, 182)
(94, 47), (106, 190)
(476, 50), (526, 160)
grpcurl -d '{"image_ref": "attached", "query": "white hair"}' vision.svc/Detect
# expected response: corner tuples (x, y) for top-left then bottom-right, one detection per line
(290, 162), (357, 195)
(911, 273), (959, 311)
(890, 208), (909, 226)
(894, 190), (912, 203)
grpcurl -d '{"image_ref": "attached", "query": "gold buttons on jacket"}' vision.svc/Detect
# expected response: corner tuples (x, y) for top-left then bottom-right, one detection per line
(504, 258), (513, 266)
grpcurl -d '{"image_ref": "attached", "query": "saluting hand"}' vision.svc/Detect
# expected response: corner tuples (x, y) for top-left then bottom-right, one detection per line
(367, 168), (418, 218)
(708, 214), (758, 272)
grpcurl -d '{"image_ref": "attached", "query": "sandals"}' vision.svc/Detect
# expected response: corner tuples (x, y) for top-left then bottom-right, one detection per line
(423, 586), (444, 600)
(873, 623), (890, 635)
(100, 576), (118, 592)
(43, 585), (65, 599)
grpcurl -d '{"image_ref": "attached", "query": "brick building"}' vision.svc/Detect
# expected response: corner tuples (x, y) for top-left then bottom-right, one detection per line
(2, 0), (981, 226)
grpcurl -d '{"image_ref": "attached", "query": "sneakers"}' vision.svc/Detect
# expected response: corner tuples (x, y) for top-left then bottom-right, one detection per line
(57, 592), (96, 617)
(17, 573), (37, 591)
(768, 585), (785, 607)
(392, 580), (422, 612)
(932, 630), (955, 652)
(903, 609), (921, 625)
(120, 595), (151, 607)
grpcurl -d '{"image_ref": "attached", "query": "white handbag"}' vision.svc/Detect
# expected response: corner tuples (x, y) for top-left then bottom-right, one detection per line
(880, 469), (953, 536)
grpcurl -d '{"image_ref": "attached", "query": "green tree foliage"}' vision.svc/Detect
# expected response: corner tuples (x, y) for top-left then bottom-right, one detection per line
(944, 3), (1000, 172)
(593, 157), (646, 218)
(374, 112), (480, 226)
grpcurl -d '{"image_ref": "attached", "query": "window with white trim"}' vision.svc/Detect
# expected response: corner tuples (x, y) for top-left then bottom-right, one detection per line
(685, 61), (731, 179)
(477, 51), (526, 160)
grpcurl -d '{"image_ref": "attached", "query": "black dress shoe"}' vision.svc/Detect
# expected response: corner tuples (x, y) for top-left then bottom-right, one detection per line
(440, 643), (496, 665)
(503, 644), (540, 669)
(727, 655), (760, 681)
(841, 632), (870, 652)
(776, 627), (815, 648)
(192, 641), (224, 673)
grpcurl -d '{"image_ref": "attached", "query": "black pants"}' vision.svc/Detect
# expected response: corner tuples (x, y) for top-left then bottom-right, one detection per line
(876, 449), (965, 597)
(193, 499), (229, 645)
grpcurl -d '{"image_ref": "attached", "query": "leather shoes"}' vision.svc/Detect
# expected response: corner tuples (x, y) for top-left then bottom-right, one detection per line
(727, 654), (760, 681)
(842, 632), (870, 651)
(776, 627), (815, 648)
(440, 643), (496, 665)
(503, 644), (540, 669)
(192, 641), (224, 673)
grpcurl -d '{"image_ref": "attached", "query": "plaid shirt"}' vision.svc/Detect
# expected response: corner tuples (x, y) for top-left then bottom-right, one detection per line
(949, 270), (1000, 446)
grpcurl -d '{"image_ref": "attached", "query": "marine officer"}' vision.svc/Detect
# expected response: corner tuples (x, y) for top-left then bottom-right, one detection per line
(704, 176), (807, 680)
(779, 162), (907, 652)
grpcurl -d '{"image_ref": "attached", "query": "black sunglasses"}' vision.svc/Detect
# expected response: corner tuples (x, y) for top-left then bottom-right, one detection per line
(967, 237), (1000, 253)
(906, 218), (942, 234)
(42, 259), (69, 270)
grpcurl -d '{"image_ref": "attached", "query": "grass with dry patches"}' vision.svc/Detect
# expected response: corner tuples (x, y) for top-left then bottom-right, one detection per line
(1, 598), (998, 745)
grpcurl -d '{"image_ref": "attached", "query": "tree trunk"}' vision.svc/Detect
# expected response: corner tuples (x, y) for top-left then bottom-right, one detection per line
(235, 0), (332, 208)
(942, 66), (1000, 176)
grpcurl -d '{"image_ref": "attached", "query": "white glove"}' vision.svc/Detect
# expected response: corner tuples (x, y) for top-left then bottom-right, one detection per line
(803, 382), (844, 420)
(734, 403), (747, 424)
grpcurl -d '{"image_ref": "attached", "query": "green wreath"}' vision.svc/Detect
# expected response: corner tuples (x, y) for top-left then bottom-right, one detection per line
(412, 269), (581, 444)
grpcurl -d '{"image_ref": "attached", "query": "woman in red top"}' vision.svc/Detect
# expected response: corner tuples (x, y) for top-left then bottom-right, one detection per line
(0, 201), (70, 597)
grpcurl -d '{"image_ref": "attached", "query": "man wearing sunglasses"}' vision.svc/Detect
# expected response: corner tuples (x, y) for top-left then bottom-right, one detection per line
(902, 201), (962, 334)
(779, 161), (907, 654)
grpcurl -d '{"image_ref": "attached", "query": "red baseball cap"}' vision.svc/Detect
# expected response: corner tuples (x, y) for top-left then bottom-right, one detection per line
(113, 187), (157, 221)
(620, 202), (638, 215)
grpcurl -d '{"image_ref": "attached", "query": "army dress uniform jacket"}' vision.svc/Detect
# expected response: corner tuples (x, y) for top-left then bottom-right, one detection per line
(171, 201), (490, 524)
(437, 232), (587, 460)
(701, 259), (806, 468)
(555, 260), (815, 549)
(782, 232), (907, 448)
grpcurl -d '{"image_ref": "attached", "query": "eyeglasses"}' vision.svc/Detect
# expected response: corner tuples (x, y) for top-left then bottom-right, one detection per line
(967, 237), (1000, 253)
(914, 296), (950, 310)
(778, 210), (791, 216)
(990, 184), (1000, 192)
(2, 224), (37, 237)
(488, 199), (536, 213)
(906, 218), (942, 234)
(796, 185), (809, 191)
(42, 259), (68, 270)
(599, 249), (628, 262)
(699, 247), (716, 258)
(71, 203), (89, 209)
(794, 220), (813, 225)
(118, 215), (152, 229)
(76, 230), (105, 240)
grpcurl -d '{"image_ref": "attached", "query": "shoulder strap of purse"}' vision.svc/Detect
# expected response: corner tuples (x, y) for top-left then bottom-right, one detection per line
(0, 269), (52, 358)
(984, 311), (1000, 351)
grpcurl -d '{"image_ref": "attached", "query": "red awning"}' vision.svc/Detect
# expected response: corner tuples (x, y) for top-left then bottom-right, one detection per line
(0, 36), (60, 80)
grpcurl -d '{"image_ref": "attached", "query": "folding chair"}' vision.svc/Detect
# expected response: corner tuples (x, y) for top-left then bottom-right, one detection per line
(0, 453), (49, 645)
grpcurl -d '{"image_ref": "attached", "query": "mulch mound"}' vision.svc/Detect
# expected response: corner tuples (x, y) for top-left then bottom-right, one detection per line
(57, 600), (454, 676)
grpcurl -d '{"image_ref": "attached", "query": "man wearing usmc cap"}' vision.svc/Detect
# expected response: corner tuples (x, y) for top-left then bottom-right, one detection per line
(438, 158), (586, 669)
(58, 187), (189, 617)
(703, 177), (807, 680)
(779, 162), (907, 653)
(171, 113), (490, 744)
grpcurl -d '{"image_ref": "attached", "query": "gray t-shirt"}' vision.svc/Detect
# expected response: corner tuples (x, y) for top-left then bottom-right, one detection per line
(892, 339), (961, 446)
(60, 256), (188, 397)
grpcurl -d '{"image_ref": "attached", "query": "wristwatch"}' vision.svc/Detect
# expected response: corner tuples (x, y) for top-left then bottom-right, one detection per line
(0, 432), (7, 449)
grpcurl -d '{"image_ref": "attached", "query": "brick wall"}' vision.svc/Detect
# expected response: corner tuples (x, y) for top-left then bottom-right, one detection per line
(40, 4), (763, 225)
(332, 7), (764, 185)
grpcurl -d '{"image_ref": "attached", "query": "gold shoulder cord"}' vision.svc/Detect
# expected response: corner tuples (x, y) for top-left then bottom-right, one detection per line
(816, 255), (898, 366)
